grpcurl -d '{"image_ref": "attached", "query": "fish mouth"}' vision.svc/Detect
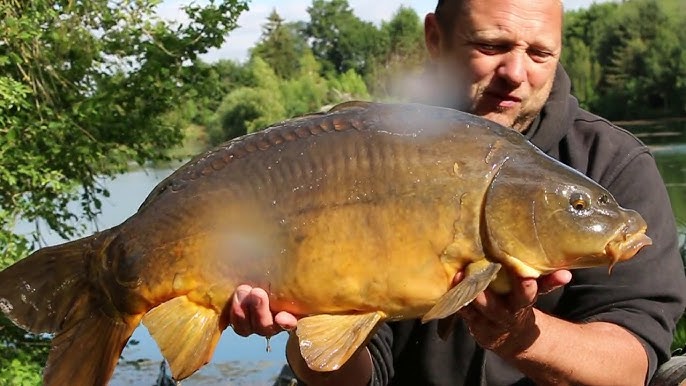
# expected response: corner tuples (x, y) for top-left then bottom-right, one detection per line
(605, 226), (652, 272)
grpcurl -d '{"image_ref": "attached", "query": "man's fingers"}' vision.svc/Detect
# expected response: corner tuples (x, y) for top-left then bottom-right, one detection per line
(451, 271), (465, 286)
(231, 285), (253, 336)
(508, 277), (538, 312)
(538, 270), (572, 294)
(467, 291), (510, 325)
(275, 311), (298, 331)
(248, 288), (278, 336)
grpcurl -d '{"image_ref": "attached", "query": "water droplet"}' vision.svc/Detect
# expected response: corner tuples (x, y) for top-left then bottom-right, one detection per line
(300, 340), (312, 349)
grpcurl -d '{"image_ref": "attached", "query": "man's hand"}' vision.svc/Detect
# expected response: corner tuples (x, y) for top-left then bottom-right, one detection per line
(228, 284), (373, 385)
(229, 284), (298, 337)
(457, 270), (572, 358)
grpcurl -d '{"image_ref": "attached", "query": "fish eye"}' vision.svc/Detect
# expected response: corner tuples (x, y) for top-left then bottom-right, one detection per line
(569, 192), (588, 211)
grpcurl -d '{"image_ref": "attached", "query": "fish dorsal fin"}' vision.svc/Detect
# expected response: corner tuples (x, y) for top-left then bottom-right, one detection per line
(142, 296), (223, 380)
(296, 312), (383, 371)
(327, 100), (373, 113)
(421, 260), (501, 323)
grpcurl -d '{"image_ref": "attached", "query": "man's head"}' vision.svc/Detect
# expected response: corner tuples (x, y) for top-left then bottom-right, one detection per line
(424, 0), (563, 132)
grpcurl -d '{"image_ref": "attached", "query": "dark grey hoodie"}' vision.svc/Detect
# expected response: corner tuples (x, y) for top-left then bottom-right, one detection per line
(366, 66), (686, 386)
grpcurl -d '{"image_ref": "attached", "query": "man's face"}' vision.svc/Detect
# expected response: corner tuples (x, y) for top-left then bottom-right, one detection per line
(425, 0), (562, 132)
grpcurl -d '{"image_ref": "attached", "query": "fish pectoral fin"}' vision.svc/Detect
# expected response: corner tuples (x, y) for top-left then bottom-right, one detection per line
(142, 296), (223, 381)
(421, 260), (501, 323)
(296, 311), (384, 372)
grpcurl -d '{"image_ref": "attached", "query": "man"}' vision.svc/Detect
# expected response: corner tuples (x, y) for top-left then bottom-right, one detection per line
(229, 0), (686, 384)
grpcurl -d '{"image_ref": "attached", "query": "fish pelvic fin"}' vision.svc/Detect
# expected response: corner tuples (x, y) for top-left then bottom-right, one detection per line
(421, 260), (501, 323)
(0, 230), (139, 386)
(142, 296), (223, 381)
(295, 311), (384, 372)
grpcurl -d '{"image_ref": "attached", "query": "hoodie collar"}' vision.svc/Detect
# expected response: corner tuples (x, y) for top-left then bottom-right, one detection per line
(524, 64), (579, 154)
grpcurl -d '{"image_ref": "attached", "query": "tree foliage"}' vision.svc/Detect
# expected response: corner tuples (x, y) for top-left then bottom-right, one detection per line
(208, 57), (287, 143)
(207, 52), (371, 145)
(305, 0), (384, 76)
(0, 0), (248, 381)
(562, 0), (686, 119)
(367, 6), (426, 98)
(251, 9), (308, 79)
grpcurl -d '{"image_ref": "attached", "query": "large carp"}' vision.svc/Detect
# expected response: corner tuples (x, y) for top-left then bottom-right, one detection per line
(0, 102), (651, 385)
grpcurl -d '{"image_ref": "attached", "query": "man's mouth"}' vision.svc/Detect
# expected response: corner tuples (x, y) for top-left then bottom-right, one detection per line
(483, 91), (522, 108)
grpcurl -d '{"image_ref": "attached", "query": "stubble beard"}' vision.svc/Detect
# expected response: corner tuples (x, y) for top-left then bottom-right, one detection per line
(469, 86), (538, 133)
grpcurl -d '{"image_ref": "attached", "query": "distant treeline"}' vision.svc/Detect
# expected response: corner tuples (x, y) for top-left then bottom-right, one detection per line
(168, 0), (686, 146)
(168, 0), (426, 145)
(562, 0), (686, 120)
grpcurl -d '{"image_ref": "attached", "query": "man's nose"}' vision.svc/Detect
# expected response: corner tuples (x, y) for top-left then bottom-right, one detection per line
(497, 51), (527, 86)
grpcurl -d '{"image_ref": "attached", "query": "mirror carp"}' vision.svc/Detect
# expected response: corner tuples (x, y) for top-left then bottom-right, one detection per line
(0, 102), (651, 384)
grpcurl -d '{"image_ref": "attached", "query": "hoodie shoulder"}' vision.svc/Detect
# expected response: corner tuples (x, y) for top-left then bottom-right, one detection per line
(567, 107), (652, 186)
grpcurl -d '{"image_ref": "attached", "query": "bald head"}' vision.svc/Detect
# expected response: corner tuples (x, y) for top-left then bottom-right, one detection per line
(434, 0), (563, 39)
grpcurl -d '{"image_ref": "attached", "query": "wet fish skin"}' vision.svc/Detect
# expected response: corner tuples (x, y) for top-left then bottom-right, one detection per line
(0, 101), (651, 384)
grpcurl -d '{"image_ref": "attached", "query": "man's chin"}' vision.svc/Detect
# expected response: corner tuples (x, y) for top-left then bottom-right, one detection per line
(478, 111), (517, 128)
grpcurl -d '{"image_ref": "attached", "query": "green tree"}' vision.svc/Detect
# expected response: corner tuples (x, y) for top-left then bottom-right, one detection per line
(560, 37), (601, 109)
(209, 51), (371, 144)
(327, 69), (370, 103)
(280, 51), (330, 117)
(561, 0), (686, 119)
(0, 0), (248, 381)
(182, 59), (253, 127)
(367, 6), (426, 98)
(251, 9), (308, 79)
(305, 0), (384, 77)
(208, 57), (287, 144)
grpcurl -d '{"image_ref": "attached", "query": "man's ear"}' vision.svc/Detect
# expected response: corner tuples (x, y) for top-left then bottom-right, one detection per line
(424, 13), (442, 59)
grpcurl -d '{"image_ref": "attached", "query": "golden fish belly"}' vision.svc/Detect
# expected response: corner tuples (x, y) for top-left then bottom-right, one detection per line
(268, 193), (463, 318)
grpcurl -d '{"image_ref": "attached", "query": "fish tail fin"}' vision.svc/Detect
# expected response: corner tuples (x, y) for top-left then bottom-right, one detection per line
(0, 231), (139, 385)
(0, 235), (98, 333)
(42, 304), (140, 385)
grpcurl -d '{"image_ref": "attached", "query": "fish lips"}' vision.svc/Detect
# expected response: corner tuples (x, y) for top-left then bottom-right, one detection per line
(605, 226), (652, 272)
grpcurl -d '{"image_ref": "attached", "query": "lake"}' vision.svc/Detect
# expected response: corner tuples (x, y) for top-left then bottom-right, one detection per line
(629, 119), (686, 233)
(12, 120), (686, 385)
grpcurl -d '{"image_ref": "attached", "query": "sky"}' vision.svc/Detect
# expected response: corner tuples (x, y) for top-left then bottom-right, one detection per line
(156, 0), (610, 63)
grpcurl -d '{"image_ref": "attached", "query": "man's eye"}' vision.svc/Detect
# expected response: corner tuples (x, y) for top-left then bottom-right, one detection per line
(476, 43), (504, 54)
(528, 49), (554, 62)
